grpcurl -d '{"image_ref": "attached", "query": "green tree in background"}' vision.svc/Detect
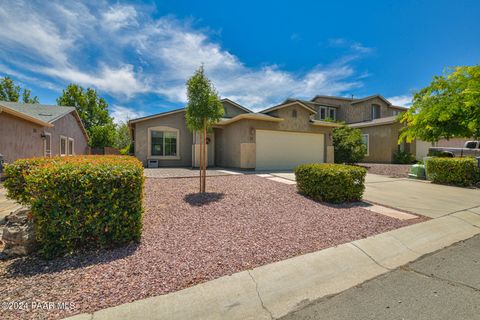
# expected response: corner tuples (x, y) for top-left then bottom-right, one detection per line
(185, 66), (224, 193)
(0, 76), (39, 103)
(333, 125), (367, 164)
(399, 65), (480, 142)
(57, 84), (116, 147)
(115, 121), (133, 154)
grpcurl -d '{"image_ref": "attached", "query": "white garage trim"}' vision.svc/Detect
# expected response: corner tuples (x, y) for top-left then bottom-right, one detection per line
(255, 130), (324, 170)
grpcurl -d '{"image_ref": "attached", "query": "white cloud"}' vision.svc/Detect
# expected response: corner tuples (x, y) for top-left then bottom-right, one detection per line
(0, 1), (372, 110)
(387, 95), (412, 107)
(102, 5), (138, 31)
(110, 105), (146, 124)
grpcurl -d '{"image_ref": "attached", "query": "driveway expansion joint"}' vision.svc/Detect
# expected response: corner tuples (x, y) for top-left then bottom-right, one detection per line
(387, 233), (423, 255)
(247, 270), (275, 320)
(449, 214), (480, 229)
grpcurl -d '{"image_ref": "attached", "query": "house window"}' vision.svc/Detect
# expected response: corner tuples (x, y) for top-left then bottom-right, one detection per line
(371, 104), (381, 119)
(392, 110), (400, 116)
(68, 138), (74, 155)
(328, 108), (336, 121)
(44, 133), (52, 157)
(149, 127), (179, 158)
(292, 109), (297, 118)
(320, 107), (327, 120)
(60, 136), (67, 156)
(362, 134), (369, 156)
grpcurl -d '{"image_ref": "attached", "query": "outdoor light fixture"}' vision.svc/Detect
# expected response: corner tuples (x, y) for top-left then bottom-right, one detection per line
(40, 133), (47, 139)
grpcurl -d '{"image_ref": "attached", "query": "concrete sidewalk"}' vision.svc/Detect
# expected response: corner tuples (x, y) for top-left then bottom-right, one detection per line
(67, 211), (480, 320)
(281, 234), (480, 320)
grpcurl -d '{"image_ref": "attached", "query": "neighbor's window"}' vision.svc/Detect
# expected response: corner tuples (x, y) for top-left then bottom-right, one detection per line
(371, 104), (381, 119)
(328, 108), (336, 120)
(44, 133), (52, 157)
(68, 138), (74, 155)
(320, 107), (327, 120)
(60, 136), (67, 156)
(292, 109), (297, 118)
(151, 130), (177, 156)
(362, 134), (369, 156)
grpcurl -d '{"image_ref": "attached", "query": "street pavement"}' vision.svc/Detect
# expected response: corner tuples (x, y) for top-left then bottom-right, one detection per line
(280, 234), (480, 320)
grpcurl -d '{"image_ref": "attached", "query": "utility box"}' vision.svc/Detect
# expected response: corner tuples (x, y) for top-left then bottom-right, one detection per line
(147, 159), (159, 168)
(408, 163), (426, 180)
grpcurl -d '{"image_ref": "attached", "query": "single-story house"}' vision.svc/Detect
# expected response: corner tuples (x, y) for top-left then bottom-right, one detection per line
(129, 98), (339, 170)
(0, 101), (89, 163)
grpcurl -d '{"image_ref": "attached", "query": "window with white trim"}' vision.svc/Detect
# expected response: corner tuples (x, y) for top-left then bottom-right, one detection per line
(68, 138), (74, 155)
(60, 136), (67, 156)
(319, 107), (327, 120)
(362, 134), (369, 156)
(148, 127), (179, 158)
(328, 108), (336, 121)
(44, 133), (52, 157)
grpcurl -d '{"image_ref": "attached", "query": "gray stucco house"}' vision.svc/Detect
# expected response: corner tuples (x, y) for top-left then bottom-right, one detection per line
(0, 101), (89, 163)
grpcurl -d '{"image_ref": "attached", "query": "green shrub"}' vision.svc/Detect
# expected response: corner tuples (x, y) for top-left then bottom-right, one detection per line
(333, 125), (367, 164)
(425, 157), (480, 186)
(4, 156), (144, 258)
(294, 163), (367, 203)
(393, 150), (416, 164)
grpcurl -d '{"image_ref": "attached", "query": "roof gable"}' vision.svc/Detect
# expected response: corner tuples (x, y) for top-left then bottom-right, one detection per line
(260, 100), (317, 115)
(350, 94), (392, 106)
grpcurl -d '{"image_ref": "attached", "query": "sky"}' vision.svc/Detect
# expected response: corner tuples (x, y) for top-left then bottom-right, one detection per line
(0, 0), (479, 123)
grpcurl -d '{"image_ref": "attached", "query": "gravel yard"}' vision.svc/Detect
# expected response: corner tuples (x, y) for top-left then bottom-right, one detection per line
(0, 175), (424, 319)
(359, 163), (412, 178)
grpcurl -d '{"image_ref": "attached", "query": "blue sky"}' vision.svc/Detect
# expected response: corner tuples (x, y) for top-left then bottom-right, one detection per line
(0, 0), (479, 123)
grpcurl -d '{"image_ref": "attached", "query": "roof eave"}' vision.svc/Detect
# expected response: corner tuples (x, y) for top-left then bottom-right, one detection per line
(0, 105), (54, 127)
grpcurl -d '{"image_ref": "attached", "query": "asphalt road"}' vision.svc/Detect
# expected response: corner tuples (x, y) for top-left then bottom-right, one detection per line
(280, 234), (480, 320)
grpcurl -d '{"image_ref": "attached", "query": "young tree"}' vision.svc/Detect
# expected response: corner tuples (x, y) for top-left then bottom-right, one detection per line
(0, 76), (39, 103)
(399, 65), (480, 143)
(185, 66), (224, 193)
(57, 84), (116, 147)
(333, 125), (367, 164)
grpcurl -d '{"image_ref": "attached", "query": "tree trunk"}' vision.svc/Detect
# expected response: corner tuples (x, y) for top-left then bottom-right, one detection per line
(199, 130), (203, 193)
(203, 122), (207, 192)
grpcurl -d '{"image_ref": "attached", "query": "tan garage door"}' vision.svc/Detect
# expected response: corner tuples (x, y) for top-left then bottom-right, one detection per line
(256, 130), (324, 170)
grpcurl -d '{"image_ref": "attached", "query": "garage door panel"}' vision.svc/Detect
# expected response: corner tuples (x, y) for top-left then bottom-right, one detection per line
(256, 130), (324, 170)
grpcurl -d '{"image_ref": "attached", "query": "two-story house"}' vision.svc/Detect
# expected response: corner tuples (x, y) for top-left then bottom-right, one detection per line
(128, 94), (409, 170)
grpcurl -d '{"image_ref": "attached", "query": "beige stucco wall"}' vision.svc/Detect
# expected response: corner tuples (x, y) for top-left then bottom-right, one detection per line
(0, 111), (88, 163)
(46, 112), (89, 156)
(133, 111), (193, 167)
(223, 100), (248, 118)
(360, 122), (404, 163)
(0, 112), (44, 163)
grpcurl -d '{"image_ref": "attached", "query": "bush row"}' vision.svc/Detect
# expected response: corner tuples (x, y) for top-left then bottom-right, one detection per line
(294, 163), (367, 203)
(4, 156), (144, 258)
(425, 157), (480, 187)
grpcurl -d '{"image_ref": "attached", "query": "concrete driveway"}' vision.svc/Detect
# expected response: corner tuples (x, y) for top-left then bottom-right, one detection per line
(270, 172), (480, 219)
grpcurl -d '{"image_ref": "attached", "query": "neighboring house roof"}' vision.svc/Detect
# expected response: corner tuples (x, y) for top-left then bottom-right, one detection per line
(217, 113), (284, 125)
(390, 105), (409, 111)
(221, 98), (252, 113)
(310, 95), (354, 102)
(350, 94), (392, 106)
(128, 108), (185, 124)
(260, 100), (317, 115)
(128, 99), (251, 125)
(283, 98), (340, 109)
(0, 101), (89, 140)
(0, 101), (76, 123)
(348, 115), (399, 128)
(310, 120), (343, 128)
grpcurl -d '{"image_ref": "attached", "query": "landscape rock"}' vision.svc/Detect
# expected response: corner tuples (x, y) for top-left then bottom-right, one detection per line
(1, 207), (37, 257)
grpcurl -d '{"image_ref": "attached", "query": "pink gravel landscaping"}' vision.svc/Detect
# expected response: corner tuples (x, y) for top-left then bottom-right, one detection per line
(0, 175), (425, 319)
(359, 163), (412, 178)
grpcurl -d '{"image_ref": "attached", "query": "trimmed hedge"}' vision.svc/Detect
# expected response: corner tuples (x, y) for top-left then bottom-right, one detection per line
(4, 156), (144, 258)
(425, 157), (480, 187)
(294, 163), (367, 203)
